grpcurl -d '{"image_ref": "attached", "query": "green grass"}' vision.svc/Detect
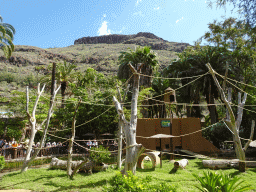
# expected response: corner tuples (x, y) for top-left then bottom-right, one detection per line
(0, 158), (256, 192)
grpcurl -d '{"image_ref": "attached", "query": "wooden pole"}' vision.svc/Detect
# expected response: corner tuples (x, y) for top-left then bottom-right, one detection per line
(50, 62), (56, 105)
(26, 86), (29, 112)
(206, 63), (246, 172)
(160, 138), (162, 168)
(67, 98), (81, 178)
(117, 84), (130, 169)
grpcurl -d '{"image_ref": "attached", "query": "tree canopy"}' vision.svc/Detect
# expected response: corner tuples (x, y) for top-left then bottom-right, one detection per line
(0, 15), (15, 59)
(208, 0), (256, 29)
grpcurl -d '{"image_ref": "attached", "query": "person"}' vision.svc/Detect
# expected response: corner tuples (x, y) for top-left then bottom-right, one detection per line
(52, 141), (56, 147)
(36, 142), (40, 148)
(12, 141), (18, 148)
(87, 140), (92, 149)
(11, 141), (18, 159)
(2, 140), (7, 157)
(0, 139), (3, 148)
(93, 139), (98, 148)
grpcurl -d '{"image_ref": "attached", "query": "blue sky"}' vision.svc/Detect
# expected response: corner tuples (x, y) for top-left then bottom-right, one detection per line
(1, 0), (244, 49)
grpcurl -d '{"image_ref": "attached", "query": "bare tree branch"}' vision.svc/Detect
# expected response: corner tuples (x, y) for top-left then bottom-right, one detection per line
(244, 120), (255, 152)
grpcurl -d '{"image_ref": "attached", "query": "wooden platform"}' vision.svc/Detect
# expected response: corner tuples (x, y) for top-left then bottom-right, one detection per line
(179, 150), (209, 159)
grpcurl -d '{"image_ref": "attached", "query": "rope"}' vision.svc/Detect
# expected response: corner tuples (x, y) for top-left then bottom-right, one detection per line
(120, 72), (209, 106)
(48, 106), (114, 132)
(216, 72), (256, 102)
(137, 72), (209, 80)
(216, 73), (256, 90)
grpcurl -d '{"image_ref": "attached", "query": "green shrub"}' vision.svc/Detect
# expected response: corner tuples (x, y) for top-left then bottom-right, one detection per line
(90, 145), (111, 165)
(0, 156), (5, 170)
(193, 171), (252, 192)
(104, 171), (177, 192)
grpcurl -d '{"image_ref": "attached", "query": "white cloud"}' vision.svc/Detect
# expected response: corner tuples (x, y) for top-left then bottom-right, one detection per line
(103, 14), (106, 17)
(118, 27), (125, 33)
(133, 11), (145, 17)
(135, 0), (142, 6)
(98, 21), (111, 36)
(175, 17), (184, 23)
(154, 7), (160, 10)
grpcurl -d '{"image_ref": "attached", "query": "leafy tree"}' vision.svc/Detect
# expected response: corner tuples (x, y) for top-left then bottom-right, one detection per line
(163, 17), (256, 124)
(148, 70), (170, 118)
(163, 45), (230, 123)
(42, 60), (78, 107)
(51, 68), (119, 139)
(118, 46), (158, 88)
(0, 15), (15, 59)
(207, 0), (256, 29)
(198, 17), (256, 85)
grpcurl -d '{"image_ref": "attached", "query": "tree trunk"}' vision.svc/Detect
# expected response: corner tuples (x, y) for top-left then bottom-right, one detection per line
(126, 64), (144, 175)
(116, 84), (129, 169)
(67, 99), (81, 178)
(202, 159), (256, 169)
(206, 63), (246, 172)
(113, 63), (145, 175)
(235, 92), (247, 134)
(22, 83), (61, 172)
(61, 81), (66, 108)
(209, 85), (217, 124)
(117, 119), (123, 169)
(21, 84), (45, 173)
(22, 125), (37, 172)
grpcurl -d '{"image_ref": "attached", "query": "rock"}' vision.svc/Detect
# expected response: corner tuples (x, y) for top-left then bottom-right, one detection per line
(74, 32), (167, 45)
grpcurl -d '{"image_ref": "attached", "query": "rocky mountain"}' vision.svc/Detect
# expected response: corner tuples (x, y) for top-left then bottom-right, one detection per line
(74, 32), (167, 45)
(0, 32), (193, 98)
(74, 32), (190, 51)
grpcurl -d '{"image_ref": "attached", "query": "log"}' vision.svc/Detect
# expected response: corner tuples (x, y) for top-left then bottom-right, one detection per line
(50, 157), (109, 174)
(202, 159), (256, 169)
(50, 157), (83, 170)
(174, 159), (189, 170)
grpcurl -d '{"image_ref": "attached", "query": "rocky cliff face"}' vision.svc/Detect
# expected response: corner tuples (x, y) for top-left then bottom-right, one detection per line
(74, 32), (167, 45)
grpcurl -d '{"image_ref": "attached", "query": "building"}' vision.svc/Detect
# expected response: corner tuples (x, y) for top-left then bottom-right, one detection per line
(136, 117), (220, 155)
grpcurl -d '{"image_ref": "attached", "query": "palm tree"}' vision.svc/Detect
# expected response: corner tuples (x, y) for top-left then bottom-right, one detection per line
(118, 46), (158, 88)
(56, 60), (78, 107)
(41, 60), (78, 107)
(0, 15), (15, 59)
(163, 45), (231, 123)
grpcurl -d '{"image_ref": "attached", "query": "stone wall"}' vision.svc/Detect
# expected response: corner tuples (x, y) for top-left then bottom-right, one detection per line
(74, 32), (167, 45)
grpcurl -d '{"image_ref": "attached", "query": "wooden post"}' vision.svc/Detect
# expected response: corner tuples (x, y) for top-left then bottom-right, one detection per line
(160, 152), (162, 168)
(21, 84), (45, 173)
(51, 63), (56, 95)
(26, 86), (29, 112)
(116, 84), (129, 169)
(50, 62), (56, 106)
(67, 98), (81, 178)
(21, 82), (61, 173)
(113, 63), (145, 175)
(206, 63), (246, 172)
